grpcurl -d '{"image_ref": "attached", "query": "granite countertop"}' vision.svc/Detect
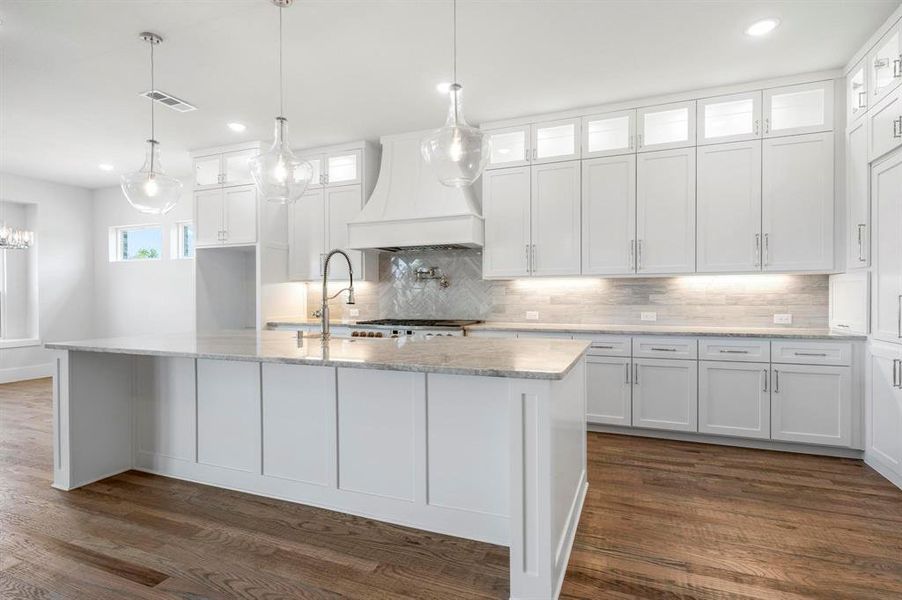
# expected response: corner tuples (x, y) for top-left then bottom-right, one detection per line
(45, 330), (590, 380)
(463, 322), (868, 340)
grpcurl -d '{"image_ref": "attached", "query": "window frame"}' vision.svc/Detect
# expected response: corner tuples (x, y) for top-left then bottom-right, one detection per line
(173, 220), (195, 260)
(109, 224), (164, 262)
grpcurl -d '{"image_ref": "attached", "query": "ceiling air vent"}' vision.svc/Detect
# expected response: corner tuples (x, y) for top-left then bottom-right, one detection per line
(139, 89), (197, 113)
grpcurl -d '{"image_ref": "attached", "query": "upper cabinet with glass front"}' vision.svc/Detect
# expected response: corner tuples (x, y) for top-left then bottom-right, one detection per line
(582, 110), (636, 158)
(298, 149), (362, 187)
(847, 58), (869, 123)
(193, 147), (258, 190)
(869, 20), (902, 105)
(763, 81), (834, 138)
(485, 126), (531, 169)
(697, 92), (762, 145)
(485, 120), (580, 169)
(637, 101), (696, 152)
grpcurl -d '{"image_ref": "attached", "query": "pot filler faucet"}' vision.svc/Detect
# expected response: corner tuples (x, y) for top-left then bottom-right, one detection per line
(318, 249), (355, 341)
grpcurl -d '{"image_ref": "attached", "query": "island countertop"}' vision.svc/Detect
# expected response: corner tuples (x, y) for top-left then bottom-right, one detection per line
(45, 330), (590, 380)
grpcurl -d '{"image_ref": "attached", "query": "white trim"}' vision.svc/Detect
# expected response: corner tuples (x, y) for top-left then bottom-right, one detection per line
(0, 362), (53, 384)
(865, 454), (902, 491)
(109, 223), (164, 262)
(845, 6), (902, 75)
(189, 140), (263, 159)
(0, 337), (40, 349)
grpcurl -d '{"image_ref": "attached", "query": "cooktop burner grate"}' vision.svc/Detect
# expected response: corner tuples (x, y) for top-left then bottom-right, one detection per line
(355, 319), (482, 328)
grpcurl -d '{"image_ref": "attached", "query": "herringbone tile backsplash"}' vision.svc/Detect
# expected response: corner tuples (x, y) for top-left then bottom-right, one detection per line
(309, 249), (829, 328)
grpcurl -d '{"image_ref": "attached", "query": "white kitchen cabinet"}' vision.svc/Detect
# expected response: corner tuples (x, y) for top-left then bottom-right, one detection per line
(485, 126), (531, 169)
(636, 147), (696, 274)
(871, 148), (902, 344)
(530, 161), (581, 275)
(631, 357), (698, 432)
(194, 184), (257, 248)
(325, 185), (364, 280)
(771, 364), (852, 447)
(586, 356), (632, 426)
(193, 148), (257, 189)
(696, 140), (762, 273)
(761, 133), (834, 272)
(581, 155), (635, 275)
(699, 361), (770, 439)
(697, 91), (762, 145)
(482, 166), (531, 277)
(299, 149), (363, 187)
(532, 118), (580, 164)
(637, 101), (696, 152)
(869, 20), (902, 105)
(847, 58), (869, 124)
(829, 272), (869, 335)
(868, 83), (902, 161)
(197, 359), (261, 473)
(763, 81), (834, 138)
(866, 342), (902, 480)
(846, 118), (870, 269)
(582, 110), (636, 158)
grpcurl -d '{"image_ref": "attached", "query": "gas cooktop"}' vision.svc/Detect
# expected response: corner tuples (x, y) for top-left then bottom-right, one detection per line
(355, 319), (482, 328)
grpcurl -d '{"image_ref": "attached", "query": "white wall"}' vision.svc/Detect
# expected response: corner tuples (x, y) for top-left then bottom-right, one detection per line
(0, 173), (94, 383)
(91, 185), (195, 338)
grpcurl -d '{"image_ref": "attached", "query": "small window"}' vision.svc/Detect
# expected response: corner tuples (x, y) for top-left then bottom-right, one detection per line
(110, 225), (163, 262)
(175, 222), (195, 259)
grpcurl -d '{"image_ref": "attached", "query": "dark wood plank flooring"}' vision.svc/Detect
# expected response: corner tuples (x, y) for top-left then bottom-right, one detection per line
(1, 378), (900, 599)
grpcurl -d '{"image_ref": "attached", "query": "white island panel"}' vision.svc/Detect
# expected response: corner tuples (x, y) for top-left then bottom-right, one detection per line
(197, 359), (261, 473)
(136, 356), (196, 461)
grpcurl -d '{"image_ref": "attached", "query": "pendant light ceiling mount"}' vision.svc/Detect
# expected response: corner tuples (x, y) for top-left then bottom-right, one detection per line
(139, 31), (162, 45)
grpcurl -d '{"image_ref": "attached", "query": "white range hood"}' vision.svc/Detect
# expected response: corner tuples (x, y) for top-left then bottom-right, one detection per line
(347, 129), (484, 252)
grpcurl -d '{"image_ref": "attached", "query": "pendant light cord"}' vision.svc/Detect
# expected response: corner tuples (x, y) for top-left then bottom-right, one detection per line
(149, 38), (156, 173)
(279, 5), (284, 118)
(451, 0), (457, 85)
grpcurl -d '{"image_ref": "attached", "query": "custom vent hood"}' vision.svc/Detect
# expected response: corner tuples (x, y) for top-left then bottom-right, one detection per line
(347, 130), (484, 252)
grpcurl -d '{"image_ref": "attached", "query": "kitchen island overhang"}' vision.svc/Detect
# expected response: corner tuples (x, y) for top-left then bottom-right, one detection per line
(46, 331), (589, 600)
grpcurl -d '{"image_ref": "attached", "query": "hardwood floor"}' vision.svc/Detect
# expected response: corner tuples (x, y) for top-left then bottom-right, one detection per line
(1, 378), (900, 599)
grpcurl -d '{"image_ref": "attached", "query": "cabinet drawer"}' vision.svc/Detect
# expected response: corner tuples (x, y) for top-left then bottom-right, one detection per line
(771, 340), (852, 366)
(632, 336), (698, 359)
(572, 334), (631, 357)
(699, 338), (770, 362)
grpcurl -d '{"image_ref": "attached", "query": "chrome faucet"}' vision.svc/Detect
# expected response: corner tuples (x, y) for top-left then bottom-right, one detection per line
(319, 249), (355, 340)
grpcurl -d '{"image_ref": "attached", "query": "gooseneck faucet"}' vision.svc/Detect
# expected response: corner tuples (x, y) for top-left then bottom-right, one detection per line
(320, 249), (355, 340)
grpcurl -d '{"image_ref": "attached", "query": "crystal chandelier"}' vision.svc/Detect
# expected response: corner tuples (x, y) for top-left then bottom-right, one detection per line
(250, 0), (313, 205)
(121, 32), (183, 215)
(421, 0), (490, 187)
(0, 201), (34, 250)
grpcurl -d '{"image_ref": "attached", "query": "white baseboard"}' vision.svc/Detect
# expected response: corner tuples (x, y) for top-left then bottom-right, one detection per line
(588, 424), (865, 459)
(0, 363), (53, 384)
(865, 454), (902, 491)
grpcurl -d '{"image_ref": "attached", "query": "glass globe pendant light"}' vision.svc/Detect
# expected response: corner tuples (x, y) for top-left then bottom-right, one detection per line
(421, 0), (490, 188)
(250, 0), (313, 205)
(121, 32), (183, 215)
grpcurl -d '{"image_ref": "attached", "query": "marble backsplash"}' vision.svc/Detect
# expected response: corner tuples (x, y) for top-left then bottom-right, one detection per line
(309, 249), (829, 328)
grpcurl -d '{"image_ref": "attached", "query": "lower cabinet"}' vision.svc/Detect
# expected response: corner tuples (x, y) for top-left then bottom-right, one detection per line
(771, 364), (852, 447)
(866, 342), (902, 479)
(585, 355), (631, 426)
(699, 361), (770, 439)
(632, 357), (698, 432)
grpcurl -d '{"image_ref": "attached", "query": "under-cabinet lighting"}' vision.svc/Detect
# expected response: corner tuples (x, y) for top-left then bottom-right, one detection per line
(511, 277), (605, 291)
(745, 18), (780, 37)
(227, 122), (247, 132)
(674, 274), (792, 291)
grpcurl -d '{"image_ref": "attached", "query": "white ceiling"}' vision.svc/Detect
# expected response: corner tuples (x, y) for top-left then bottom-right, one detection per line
(0, 0), (898, 190)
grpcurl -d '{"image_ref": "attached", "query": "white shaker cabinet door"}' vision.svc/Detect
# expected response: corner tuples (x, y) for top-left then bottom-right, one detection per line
(582, 109), (636, 158)
(531, 118), (580, 164)
(637, 101), (696, 152)
(482, 166), (531, 277)
(194, 155), (222, 189)
(636, 147), (696, 274)
(194, 188), (224, 247)
(847, 58), (869, 124)
(846, 118), (870, 269)
(697, 91), (762, 145)
(763, 81), (834, 138)
(868, 83), (902, 162)
(631, 358), (698, 433)
(325, 150), (362, 187)
(530, 161), (581, 275)
(871, 149), (902, 344)
(289, 188), (326, 281)
(222, 149), (256, 187)
(581, 155), (636, 275)
(222, 185), (257, 245)
(762, 133), (834, 272)
(869, 20), (902, 105)
(485, 126), (531, 169)
(586, 356), (632, 426)
(771, 364), (852, 447)
(696, 140), (762, 273)
(325, 184), (364, 280)
(867, 343), (902, 477)
(699, 361), (770, 440)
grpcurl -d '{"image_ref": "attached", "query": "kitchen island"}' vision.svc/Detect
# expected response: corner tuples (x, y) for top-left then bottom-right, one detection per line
(46, 330), (589, 600)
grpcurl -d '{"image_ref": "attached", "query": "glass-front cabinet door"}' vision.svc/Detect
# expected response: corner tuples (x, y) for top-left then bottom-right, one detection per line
(325, 150), (362, 186)
(763, 80), (834, 138)
(582, 110), (635, 158)
(194, 155), (222, 189)
(870, 22), (902, 105)
(697, 91), (762, 145)
(848, 59), (868, 123)
(485, 126), (530, 169)
(299, 154), (324, 188)
(222, 149), (256, 186)
(531, 118), (580, 163)
(637, 101), (696, 152)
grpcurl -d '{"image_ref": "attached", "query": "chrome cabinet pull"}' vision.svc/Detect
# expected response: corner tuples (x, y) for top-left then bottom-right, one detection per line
(594, 345), (615, 349)
(525, 244), (530, 273)
(637, 133), (643, 149)
(858, 91), (867, 109)
(857, 224), (866, 262)
(835, 324), (850, 329)
(625, 362), (631, 384)
(894, 117), (902, 139)
(894, 359), (902, 389)
(637, 239), (643, 270)
(628, 240), (634, 270)
(754, 119), (759, 136)
(794, 352), (827, 357)
(762, 369), (768, 392)
(651, 347), (677, 352)
(720, 349), (749, 354)
(764, 118), (770, 135)
(531, 244), (537, 273)
(634, 363), (639, 384)
(532, 148), (537, 161)
(895, 56), (902, 78)
(763, 233), (769, 266)
(628, 134), (634, 150)
(754, 233), (761, 267)
(893, 359), (899, 388)
(524, 147), (529, 162)
(773, 369), (780, 393)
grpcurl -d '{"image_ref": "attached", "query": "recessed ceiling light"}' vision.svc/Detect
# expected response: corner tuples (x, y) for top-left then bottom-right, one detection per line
(98, 163), (114, 171)
(227, 122), (247, 132)
(435, 82), (451, 94)
(746, 18), (780, 37)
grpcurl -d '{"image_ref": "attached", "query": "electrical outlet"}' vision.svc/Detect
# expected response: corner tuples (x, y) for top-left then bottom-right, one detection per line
(349, 308), (360, 317)
(526, 311), (539, 320)
(773, 313), (792, 325)
(641, 312), (657, 322)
